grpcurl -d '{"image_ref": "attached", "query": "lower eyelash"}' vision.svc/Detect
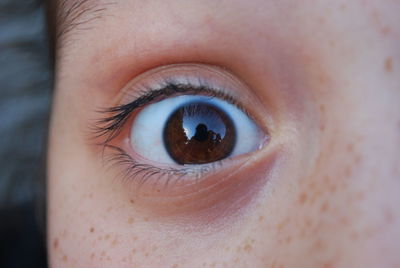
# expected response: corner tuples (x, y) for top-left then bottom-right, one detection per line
(103, 144), (221, 188)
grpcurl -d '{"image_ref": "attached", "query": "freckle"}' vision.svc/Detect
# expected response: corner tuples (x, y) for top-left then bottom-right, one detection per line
(105, 234), (110, 240)
(61, 229), (68, 238)
(203, 14), (214, 24)
(344, 165), (352, 177)
(356, 192), (365, 201)
(171, 264), (179, 268)
(101, 251), (106, 257)
(346, 143), (354, 152)
(53, 238), (59, 249)
(309, 190), (322, 204)
(340, 3), (347, 11)
(317, 71), (330, 85)
(62, 255), (68, 262)
(277, 220), (287, 231)
(244, 244), (253, 252)
(128, 217), (134, 224)
(305, 218), (313, 228)
(143, 217), (149, 222)
(320, 202), (329, 212)
(285, 236), (292, 244)
(300, 228), (307, 237)
(298, 192), (308, 205)
(106, 206), (113, 212)
(323, 261), (334, 268)
(384, 207), (395, 223)
(145, 252), (149, 257)
(384, 57), (393, 73)
(129, 199), (135, 204)
(381, 26), (391, 36)
(132, 236), (138, 241)
(350, 231), (359, 240)
(258, 216), (265, 222)
(329, 184), (337, 193)
(339, 216), (349, 225)
(312, 239), (324, 251)
(90, 227), (95, 233)
(90, 253), (95, 260)
(354, 154), (362, 164)
(131, 249), (137, 255)
(112, 238), (118, 246)
(319, 104), (325, 113)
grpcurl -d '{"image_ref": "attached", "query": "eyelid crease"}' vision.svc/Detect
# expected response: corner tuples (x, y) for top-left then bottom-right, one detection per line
(93, 81), (247, 146)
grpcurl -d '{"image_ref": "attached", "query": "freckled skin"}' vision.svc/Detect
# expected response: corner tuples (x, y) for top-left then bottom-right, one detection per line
(385, 57), (393, 73)
(48, 0), (400, 267)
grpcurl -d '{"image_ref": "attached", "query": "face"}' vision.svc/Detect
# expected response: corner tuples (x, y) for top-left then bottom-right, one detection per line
(48, 0), (400, 267)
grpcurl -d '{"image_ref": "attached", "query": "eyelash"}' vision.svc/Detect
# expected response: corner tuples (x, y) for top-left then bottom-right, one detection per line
(103, 144), (223, 187)
(93, 79), (246, 186)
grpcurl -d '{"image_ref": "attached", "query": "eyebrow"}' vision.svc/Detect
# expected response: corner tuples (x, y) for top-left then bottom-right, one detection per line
(51, 0), (113, 49)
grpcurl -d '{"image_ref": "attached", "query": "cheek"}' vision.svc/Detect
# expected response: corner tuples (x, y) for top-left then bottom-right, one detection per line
(48, 155), (147, 267)
(235, 84), (400, 267)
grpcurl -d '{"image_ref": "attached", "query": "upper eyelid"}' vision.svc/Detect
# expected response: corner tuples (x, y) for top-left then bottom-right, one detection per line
(93, 81), (246, 145)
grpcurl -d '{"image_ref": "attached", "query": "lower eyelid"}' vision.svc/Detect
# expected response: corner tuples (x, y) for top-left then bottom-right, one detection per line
(115, 142), (282, 224)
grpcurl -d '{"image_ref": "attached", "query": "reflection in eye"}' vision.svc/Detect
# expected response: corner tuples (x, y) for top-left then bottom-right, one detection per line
(131, 95), (264, 165)
(164, 101), (235, 165)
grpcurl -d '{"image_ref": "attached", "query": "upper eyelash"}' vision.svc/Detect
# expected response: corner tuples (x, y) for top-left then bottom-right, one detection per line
(93, 81), (243, 146)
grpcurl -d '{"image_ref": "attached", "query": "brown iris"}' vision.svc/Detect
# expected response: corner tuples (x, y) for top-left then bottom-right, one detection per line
(163, 102), (236, 165)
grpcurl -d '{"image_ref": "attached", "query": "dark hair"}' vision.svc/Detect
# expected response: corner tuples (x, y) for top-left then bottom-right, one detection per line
(0, 0), (51, 266)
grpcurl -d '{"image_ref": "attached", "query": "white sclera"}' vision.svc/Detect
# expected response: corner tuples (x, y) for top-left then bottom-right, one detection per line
(130, 95), (262, 165)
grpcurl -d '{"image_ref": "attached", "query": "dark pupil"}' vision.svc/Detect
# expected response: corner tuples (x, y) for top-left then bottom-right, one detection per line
(163, 102), (236, 165)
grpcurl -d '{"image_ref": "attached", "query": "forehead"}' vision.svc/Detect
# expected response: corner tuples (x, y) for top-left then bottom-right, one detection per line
(53, 0), (400, 60)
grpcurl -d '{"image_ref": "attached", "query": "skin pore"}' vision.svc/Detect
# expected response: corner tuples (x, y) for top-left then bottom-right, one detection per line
(48, 0), (400, 267)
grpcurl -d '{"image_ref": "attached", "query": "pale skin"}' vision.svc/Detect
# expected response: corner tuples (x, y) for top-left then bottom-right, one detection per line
(48, 0), (400, 267)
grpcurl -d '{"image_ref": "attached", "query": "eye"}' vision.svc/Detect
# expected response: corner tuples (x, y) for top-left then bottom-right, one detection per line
(131, 95), (264, 165)
(95, 63), (270, 186)
(94, 64), (276, 217)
